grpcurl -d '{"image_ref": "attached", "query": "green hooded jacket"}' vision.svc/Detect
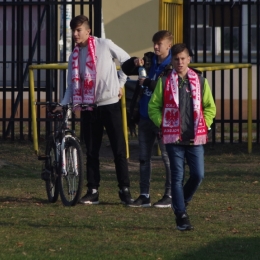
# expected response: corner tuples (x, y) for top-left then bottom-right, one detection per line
(148, 75), (216, 131)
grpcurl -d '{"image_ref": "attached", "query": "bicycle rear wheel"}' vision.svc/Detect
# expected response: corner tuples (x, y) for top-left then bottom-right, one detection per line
(45, 138), (59, 203)
(59, 136), (84, 206)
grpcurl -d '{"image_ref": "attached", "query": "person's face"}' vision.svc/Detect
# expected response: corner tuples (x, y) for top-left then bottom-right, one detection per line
(172, 51), (191, 77)
(153, 38), (172, 58)
(72, 24), (91, 47)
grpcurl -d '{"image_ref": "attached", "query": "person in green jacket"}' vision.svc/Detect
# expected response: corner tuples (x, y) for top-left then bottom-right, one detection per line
(148, 43), (216, 231)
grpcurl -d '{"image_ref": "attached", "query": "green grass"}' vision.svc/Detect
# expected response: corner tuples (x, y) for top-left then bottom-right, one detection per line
(0, 140), (260, 259)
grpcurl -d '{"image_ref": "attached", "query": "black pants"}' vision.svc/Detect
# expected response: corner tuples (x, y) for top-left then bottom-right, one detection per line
(82, 101), (130, 190)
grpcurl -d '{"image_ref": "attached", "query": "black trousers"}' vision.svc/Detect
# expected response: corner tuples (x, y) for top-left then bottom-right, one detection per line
(82, 101), (130, 190)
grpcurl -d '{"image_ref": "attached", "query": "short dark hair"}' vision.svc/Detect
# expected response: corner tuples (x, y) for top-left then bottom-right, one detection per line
(152, 30), (173, 43)
(70, 15), (90, 30)
(171, 43), (190, 57)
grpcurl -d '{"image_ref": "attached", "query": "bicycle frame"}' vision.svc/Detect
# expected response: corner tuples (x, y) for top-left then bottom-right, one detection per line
(52, 105), (77, 176)
(37, 102), (96, 172)
(35, 101), (96, 206)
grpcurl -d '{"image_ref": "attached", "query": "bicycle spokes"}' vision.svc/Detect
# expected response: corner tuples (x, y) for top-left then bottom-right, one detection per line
(59, 138), (83, 206)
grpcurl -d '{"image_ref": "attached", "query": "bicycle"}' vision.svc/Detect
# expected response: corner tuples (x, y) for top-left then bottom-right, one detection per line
(36, 101), (96, 206)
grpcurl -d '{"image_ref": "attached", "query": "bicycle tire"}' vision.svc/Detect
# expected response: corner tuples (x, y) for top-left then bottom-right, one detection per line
(45, 138), (59, 203)
(59, 136), (84, 206)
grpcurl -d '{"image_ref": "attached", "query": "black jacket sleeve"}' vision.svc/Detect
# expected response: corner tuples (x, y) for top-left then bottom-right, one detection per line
(121, 51), (154, 76)
(122, 52), (171, 92)
(121, 57), (139, 76)
(143, 64), (173, 92)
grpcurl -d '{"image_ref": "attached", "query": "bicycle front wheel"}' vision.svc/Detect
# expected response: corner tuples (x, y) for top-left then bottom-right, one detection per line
(45, 138), (59, 203)
(59, 136), (84, 206)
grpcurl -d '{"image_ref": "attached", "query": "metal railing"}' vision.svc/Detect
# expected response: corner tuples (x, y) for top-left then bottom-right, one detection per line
(29, 62), (252, 159)
(1, 0), (258, 153)
(0, 0), (102, 140)
(28, 63), (130, 158)
(190, 63), (252, 153)
(186, 0), (260, 144)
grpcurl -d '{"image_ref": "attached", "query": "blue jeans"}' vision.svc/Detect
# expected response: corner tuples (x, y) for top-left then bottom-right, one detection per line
(138, 118), (171, 196)
(166, 144), (204, 215)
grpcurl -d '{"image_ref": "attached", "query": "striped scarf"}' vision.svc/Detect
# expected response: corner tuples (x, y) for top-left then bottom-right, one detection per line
(71, 36), (96, 110)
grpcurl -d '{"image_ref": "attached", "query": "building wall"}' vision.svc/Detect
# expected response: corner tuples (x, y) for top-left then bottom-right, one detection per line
(102, 0), (159, 58)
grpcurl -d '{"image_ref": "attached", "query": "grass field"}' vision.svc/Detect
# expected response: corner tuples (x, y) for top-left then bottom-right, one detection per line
(0, 140), (260, 260)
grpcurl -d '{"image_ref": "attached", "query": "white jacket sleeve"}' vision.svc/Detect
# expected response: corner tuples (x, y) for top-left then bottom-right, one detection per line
(106, 39), (130, 87)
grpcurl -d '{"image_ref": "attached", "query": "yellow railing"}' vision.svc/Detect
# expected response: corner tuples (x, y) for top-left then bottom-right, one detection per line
(190, 63), (253, 153)
(28, 63), (129, 158)
(29, 62), (253, 157)
(159, 0), (183, 43)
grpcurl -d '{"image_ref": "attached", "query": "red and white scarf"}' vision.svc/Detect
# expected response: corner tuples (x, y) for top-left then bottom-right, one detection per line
(71, 36), (96, 110)
(162, 68), (208, 145)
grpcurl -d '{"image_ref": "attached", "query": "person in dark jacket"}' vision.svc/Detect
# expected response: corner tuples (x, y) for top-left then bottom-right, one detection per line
(121, 30), (173, 208)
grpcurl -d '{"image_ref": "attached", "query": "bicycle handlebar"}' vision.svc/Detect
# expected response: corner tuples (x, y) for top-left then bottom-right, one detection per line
(35, 102), (97, 109)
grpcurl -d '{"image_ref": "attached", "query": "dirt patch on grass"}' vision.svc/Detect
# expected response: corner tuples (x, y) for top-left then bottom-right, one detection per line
(98, 139), (164, 171)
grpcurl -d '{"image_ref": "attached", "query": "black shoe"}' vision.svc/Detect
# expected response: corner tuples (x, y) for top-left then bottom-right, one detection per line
(79, 190), (99, 205)
(176, 213), (194, 231)
(153, 195), (172, 208)
(128, 195), (151, 208)
(119, 187), (134, 205)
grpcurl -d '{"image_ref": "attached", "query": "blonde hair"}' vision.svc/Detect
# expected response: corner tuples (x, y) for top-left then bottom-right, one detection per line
(152, 30), (173, 44)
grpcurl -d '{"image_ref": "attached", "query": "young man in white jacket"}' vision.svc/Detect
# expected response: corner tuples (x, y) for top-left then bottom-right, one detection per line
(57, 15), (133, 205)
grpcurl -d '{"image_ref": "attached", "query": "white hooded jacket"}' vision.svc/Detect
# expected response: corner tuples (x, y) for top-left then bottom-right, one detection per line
(61, 37), (130, 106)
